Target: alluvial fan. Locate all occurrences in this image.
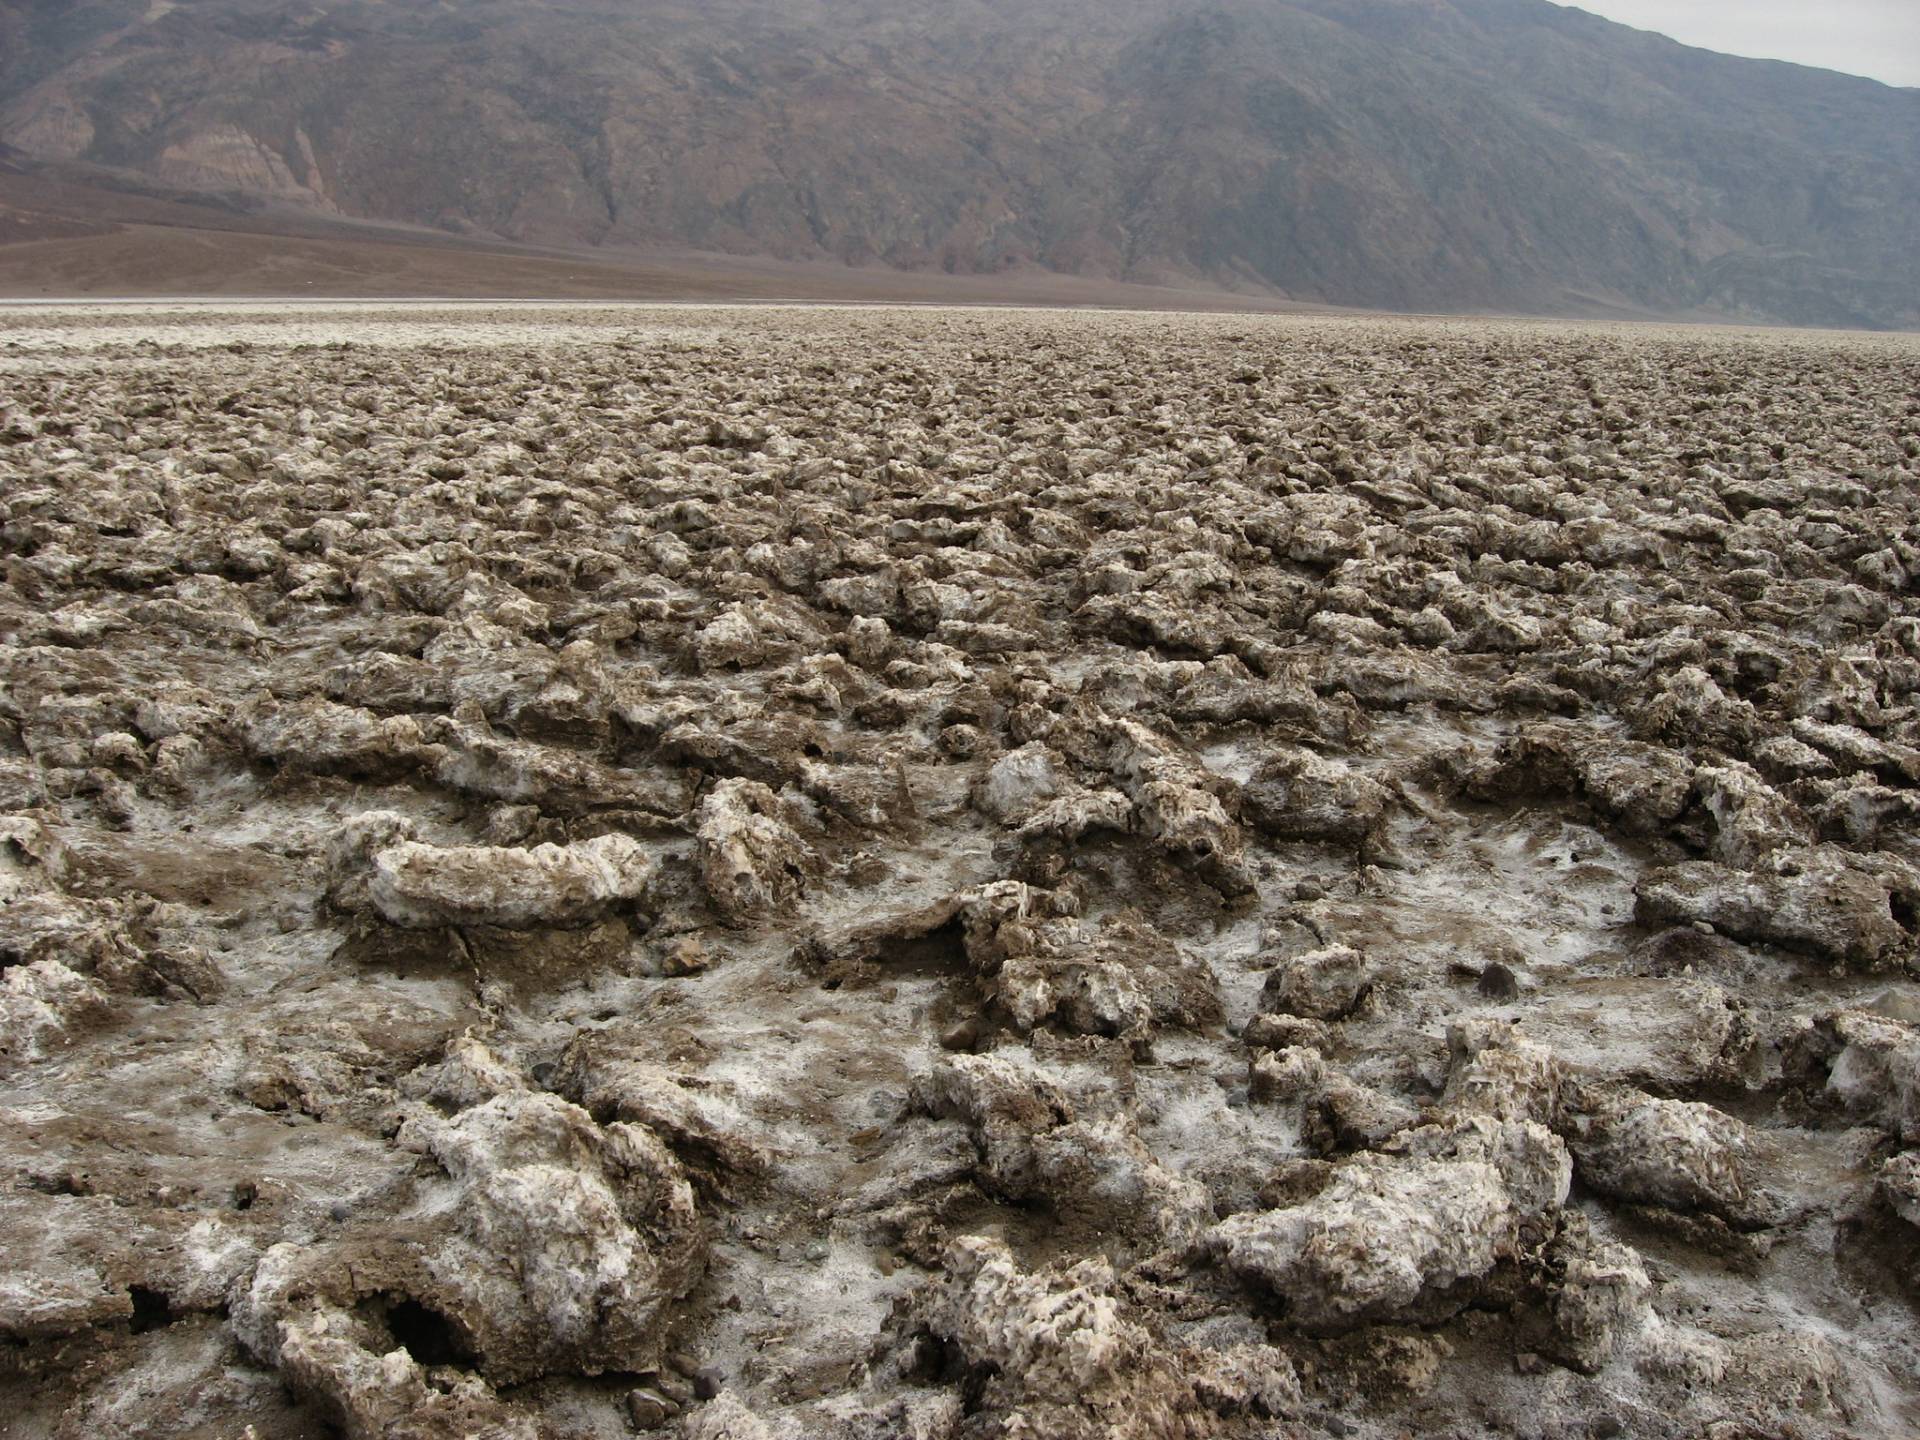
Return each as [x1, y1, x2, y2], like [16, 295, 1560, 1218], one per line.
[1, 302, 1918, 1439]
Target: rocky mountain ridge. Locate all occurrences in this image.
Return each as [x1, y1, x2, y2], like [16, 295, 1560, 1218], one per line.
[2, 0, 1916, 323]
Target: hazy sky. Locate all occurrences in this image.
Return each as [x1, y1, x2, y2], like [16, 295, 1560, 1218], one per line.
[1569, 1, 1920, 87]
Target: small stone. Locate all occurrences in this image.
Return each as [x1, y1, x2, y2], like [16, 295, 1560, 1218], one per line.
[940, 1015, 988, 1052]
[1476, 961, 1520, 1001]
[1260, 945, 1375, 1022]
[1292, 878, 1327, 902]
[1008, 701, 1056, 744]
[940, 723, 986, 757]
[652, 1370, 695, 1405]
[693, 1366, 725, 1400]
[662, 936, 713, 976]
[845, 615, 893, 667]
[626, 1388, 676, 1429]
[1243, 1012, 1333, 1052]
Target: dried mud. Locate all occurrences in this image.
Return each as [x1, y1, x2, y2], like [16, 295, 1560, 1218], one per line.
[2, 302, 1918, 1440]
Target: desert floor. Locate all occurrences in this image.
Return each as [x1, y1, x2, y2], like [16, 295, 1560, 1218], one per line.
[2, 303, 1918, 1439]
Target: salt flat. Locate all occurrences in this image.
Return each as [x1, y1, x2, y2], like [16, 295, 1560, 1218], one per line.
[2, 302, 1917, 1439]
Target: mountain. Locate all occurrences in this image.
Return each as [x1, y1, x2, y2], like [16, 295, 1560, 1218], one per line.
[2, 0, 1916, 326]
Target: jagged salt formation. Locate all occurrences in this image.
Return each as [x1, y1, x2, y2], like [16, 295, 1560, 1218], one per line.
[0, 303, 1915, 1440]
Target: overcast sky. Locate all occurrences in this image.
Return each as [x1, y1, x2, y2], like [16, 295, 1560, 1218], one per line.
[1568, 1, 1920, 87]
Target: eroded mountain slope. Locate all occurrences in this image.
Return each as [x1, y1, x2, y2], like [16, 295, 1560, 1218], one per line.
[2, 0, 1917, 325]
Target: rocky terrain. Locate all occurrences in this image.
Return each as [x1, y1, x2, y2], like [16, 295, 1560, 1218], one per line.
[3, 0, 1918, 327]
[1, 301, 1918, 1439]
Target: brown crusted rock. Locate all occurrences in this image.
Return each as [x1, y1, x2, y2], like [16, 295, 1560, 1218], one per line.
[1536, 1216, 1653, 1375]
[801, 880, 1070, 982]
[557, 1027, 770, 1180]
[1134, 778, 1255, 896]
[1168, 659, 1369, 744]
[1259, 944, 1375, 1022]
[1441, 1022, 1566, 1125]
[365, 835, 655, 930]
[1208, 1114, 1570, 1332]
[1790, 717, 1920, 784]
[1817, 777, 1920, 848]
[1878, 1152, 1920, 1228]
[500, 641, 615, 744]
[913, 1236, 1298, 1440]
[818, 569, 901, 620]
[1627, 664, 1759, 748]
[1695, 762, 1813, 868]
[1572, 740, 1698, 832]
[1795, 1009, 1920, 1142]
[844, 615, 893, 668]
[1241, 745, 1394, 852]
[1028, 1111, 1214, 1246]
[1455, 723, 1694, 834]
[695, 778, 817, 923]
[1513, 973, 1759, 1095]
[996, 947, 1149, 1039]
[1310, 1073, 1423, 1153]
[1453, 593, 1547, 654]
[402, 1090, 708, 1380]
[798, 756, 915, 830]
[23, 287, 1920, 1440]
[990, 912, 1222, 1039]
[402, 1032, 527, 1112]
[238, 695, 435, 780]
[1015, 785, 1134, 842]
[0, 1242, 133, 1342]
[1249, 1045, 1327, 1103]
[1077, 590, 1233, 655]
[1314, 646, 1489, 711]
[973, 742, 1065, 823]
[1310, 1325, 1455, 1401]
[912, 1051, 1074, 1196]
[1752, 733, 1841, 783]
[236, 1090, 706, 1401]
[1563, 1086, 1754, 1222]
[1634, 845, 1916, 968]
[432, 718, 691, 816]
[1243, 1012, 1334, 1054]
[0, 958, 110, 1064]
[1676, 1330, 1880, 1429]
[913, 1051, 1209, 1245]
[323, 651, 443, 714]
[660, 716, 827, 791]
[1269, 492, 1375, 568]
[131, 683, 224, 744]
[325, 810, 419, 914]
[1102, 719, 1255, 895]
[270, 1315, 538, 1440]
[1184, 1341, 1304, 1421]
[146, 733, 213, 795]
[692, 606, 770, 672]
